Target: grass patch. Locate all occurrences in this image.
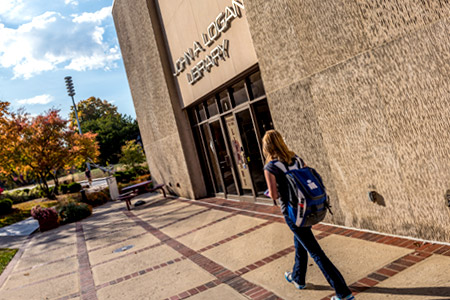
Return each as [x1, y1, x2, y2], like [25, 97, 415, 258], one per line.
[0, 199, 58, 228]
[0, 248, 18, 274]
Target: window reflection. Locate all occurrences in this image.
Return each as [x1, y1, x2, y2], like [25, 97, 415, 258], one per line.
[249, 72, 265, 99]
[206, 98, 218, 117]
[231, 80, 248, 106]
[219, 91, 231, 112]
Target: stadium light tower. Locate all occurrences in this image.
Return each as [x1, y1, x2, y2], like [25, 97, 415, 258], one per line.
[64, 76, 83, 135]
[64, 76, 90, 171]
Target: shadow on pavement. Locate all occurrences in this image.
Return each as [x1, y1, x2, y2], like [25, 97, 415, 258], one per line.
[347, 286, 450, 298]
[305, 285, 449, 298]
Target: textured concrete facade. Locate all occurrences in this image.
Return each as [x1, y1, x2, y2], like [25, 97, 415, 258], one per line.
[113, 0, 450, 242]
[245, 0, 450, 242]
[112, 0, 206, 199]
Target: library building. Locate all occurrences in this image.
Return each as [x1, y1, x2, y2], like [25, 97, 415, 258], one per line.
[113, 0, 450, 242]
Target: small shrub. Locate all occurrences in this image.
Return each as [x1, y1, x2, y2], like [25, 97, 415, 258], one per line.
[0, 199, 13, 215]
[133, 165, 150, 176]
[59, 202, 92, 224]
[83, 191, 110, 207]
[114, 171, 135, 183]
[68, 182, 82, 193]
[59, 184, 69, 194]
[2, 190, 29, 204]
[31, 189, 42, 199]
[31, 205, 59, 232]
[135, 174, 152, 183]
[31, 205, 58, 221]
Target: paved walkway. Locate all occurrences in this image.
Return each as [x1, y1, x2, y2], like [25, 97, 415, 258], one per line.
[0, 193, 449, 300]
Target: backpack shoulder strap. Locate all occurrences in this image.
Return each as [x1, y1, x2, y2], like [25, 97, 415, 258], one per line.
[294, 156, 305, 168]
[273, 160, 288, 173]
[274, 157, 303, 173]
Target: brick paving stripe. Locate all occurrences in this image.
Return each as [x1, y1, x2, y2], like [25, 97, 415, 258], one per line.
[76, 222, 98, 300]
[124, 210, 282, 300]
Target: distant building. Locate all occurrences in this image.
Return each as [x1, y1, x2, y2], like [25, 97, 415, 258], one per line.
[113, 0, 450, 243]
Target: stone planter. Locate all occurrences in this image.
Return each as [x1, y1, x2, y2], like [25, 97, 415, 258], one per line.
[37, 217, 59, 232]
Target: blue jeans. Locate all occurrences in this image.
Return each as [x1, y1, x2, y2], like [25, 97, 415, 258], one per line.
[285, 215, 352, 298]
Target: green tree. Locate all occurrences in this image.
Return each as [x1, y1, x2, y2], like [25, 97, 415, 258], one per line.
[69, 97, 140, 165]
[119, 140, 146, 171]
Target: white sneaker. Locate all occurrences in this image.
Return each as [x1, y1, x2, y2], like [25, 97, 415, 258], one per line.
[284, 271, 306, 289]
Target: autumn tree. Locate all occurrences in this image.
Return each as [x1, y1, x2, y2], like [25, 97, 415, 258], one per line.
[0, 102, 28, 187]
[69, 97, 140, 165]
[0, 107, 99, 199]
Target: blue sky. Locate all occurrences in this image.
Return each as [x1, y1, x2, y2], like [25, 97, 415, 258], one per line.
[0, 0, 136, 119]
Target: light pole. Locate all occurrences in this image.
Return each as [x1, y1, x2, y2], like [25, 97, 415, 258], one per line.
[64, 76, 90, 171]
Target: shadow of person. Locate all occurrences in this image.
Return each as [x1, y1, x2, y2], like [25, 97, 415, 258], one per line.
[350, 285, 450, 298]
[306, 284, 450, 298]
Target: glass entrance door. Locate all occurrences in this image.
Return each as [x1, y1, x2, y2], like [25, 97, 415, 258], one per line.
[209, 120, 238, 195]
[224, 114, 253, 195]
[234, 109, 267, 196]
[189, 70, 274, 201]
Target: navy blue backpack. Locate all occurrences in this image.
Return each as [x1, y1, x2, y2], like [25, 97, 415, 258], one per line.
[274, 157, 332, 227]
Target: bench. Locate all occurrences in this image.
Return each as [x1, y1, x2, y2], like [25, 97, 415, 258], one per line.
[118, 183, 166, 210]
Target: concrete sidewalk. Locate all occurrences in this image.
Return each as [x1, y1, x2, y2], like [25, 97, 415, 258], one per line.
[0, 193, 449, 300]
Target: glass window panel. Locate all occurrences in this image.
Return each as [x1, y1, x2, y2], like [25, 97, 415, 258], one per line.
[235, 109, 266, 196]
[231, 80, 248, 106]
[200, 124, 224, 193]
[206, 98, 218, 117]
[198, 104, 207, 122]
[249, 72, 265, 99]
[209, 121, 237, 195]
[219, 91, 231, 112]
[189, 108, 198, 124]
[253, 99, 274, 138]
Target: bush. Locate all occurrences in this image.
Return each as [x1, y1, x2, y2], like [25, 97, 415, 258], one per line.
[113, 171, 135, 183]
[0, 199, 13, 215]
[83, 191, 110, 207]
[59, 184, 69, 194]
[68, 182, 82, 193]
[59, 202, 92, 224]
[29, 187, 43, 199]
[133, 165, 150, 176]
[31, 205, 59, 232]
[2, 190, 29, 204]
[31, 205, 58, 220]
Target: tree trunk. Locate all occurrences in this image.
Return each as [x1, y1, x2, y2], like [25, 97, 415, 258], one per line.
[39, 175, 56, 200]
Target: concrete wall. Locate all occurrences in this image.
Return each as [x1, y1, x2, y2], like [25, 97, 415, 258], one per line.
[245, 0, 450, 242]
[112, 0, 206, 199]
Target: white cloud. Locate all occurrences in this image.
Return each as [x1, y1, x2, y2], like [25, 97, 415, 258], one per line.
[65, 0, 79, 6]
[72, 6, 111, 24]
[0, 7, 120, 79]
[17, 94, 54, 105]
[0, 0, 29, 22]
[65, 46, 120, 71]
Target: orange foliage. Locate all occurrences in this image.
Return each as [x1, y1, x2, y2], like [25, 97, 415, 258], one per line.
[0, 105, 100, 197]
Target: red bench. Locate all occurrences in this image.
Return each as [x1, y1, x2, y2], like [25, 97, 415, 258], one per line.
[118, 182, 166, 210]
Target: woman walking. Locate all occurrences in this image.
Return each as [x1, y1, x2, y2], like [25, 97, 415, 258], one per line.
[263, 129, 354, 300]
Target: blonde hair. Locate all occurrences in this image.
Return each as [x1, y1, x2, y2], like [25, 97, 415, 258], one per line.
[262, 130, 295, 164]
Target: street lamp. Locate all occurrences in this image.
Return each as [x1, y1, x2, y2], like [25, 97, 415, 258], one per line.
[64, 76, 90, 171]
